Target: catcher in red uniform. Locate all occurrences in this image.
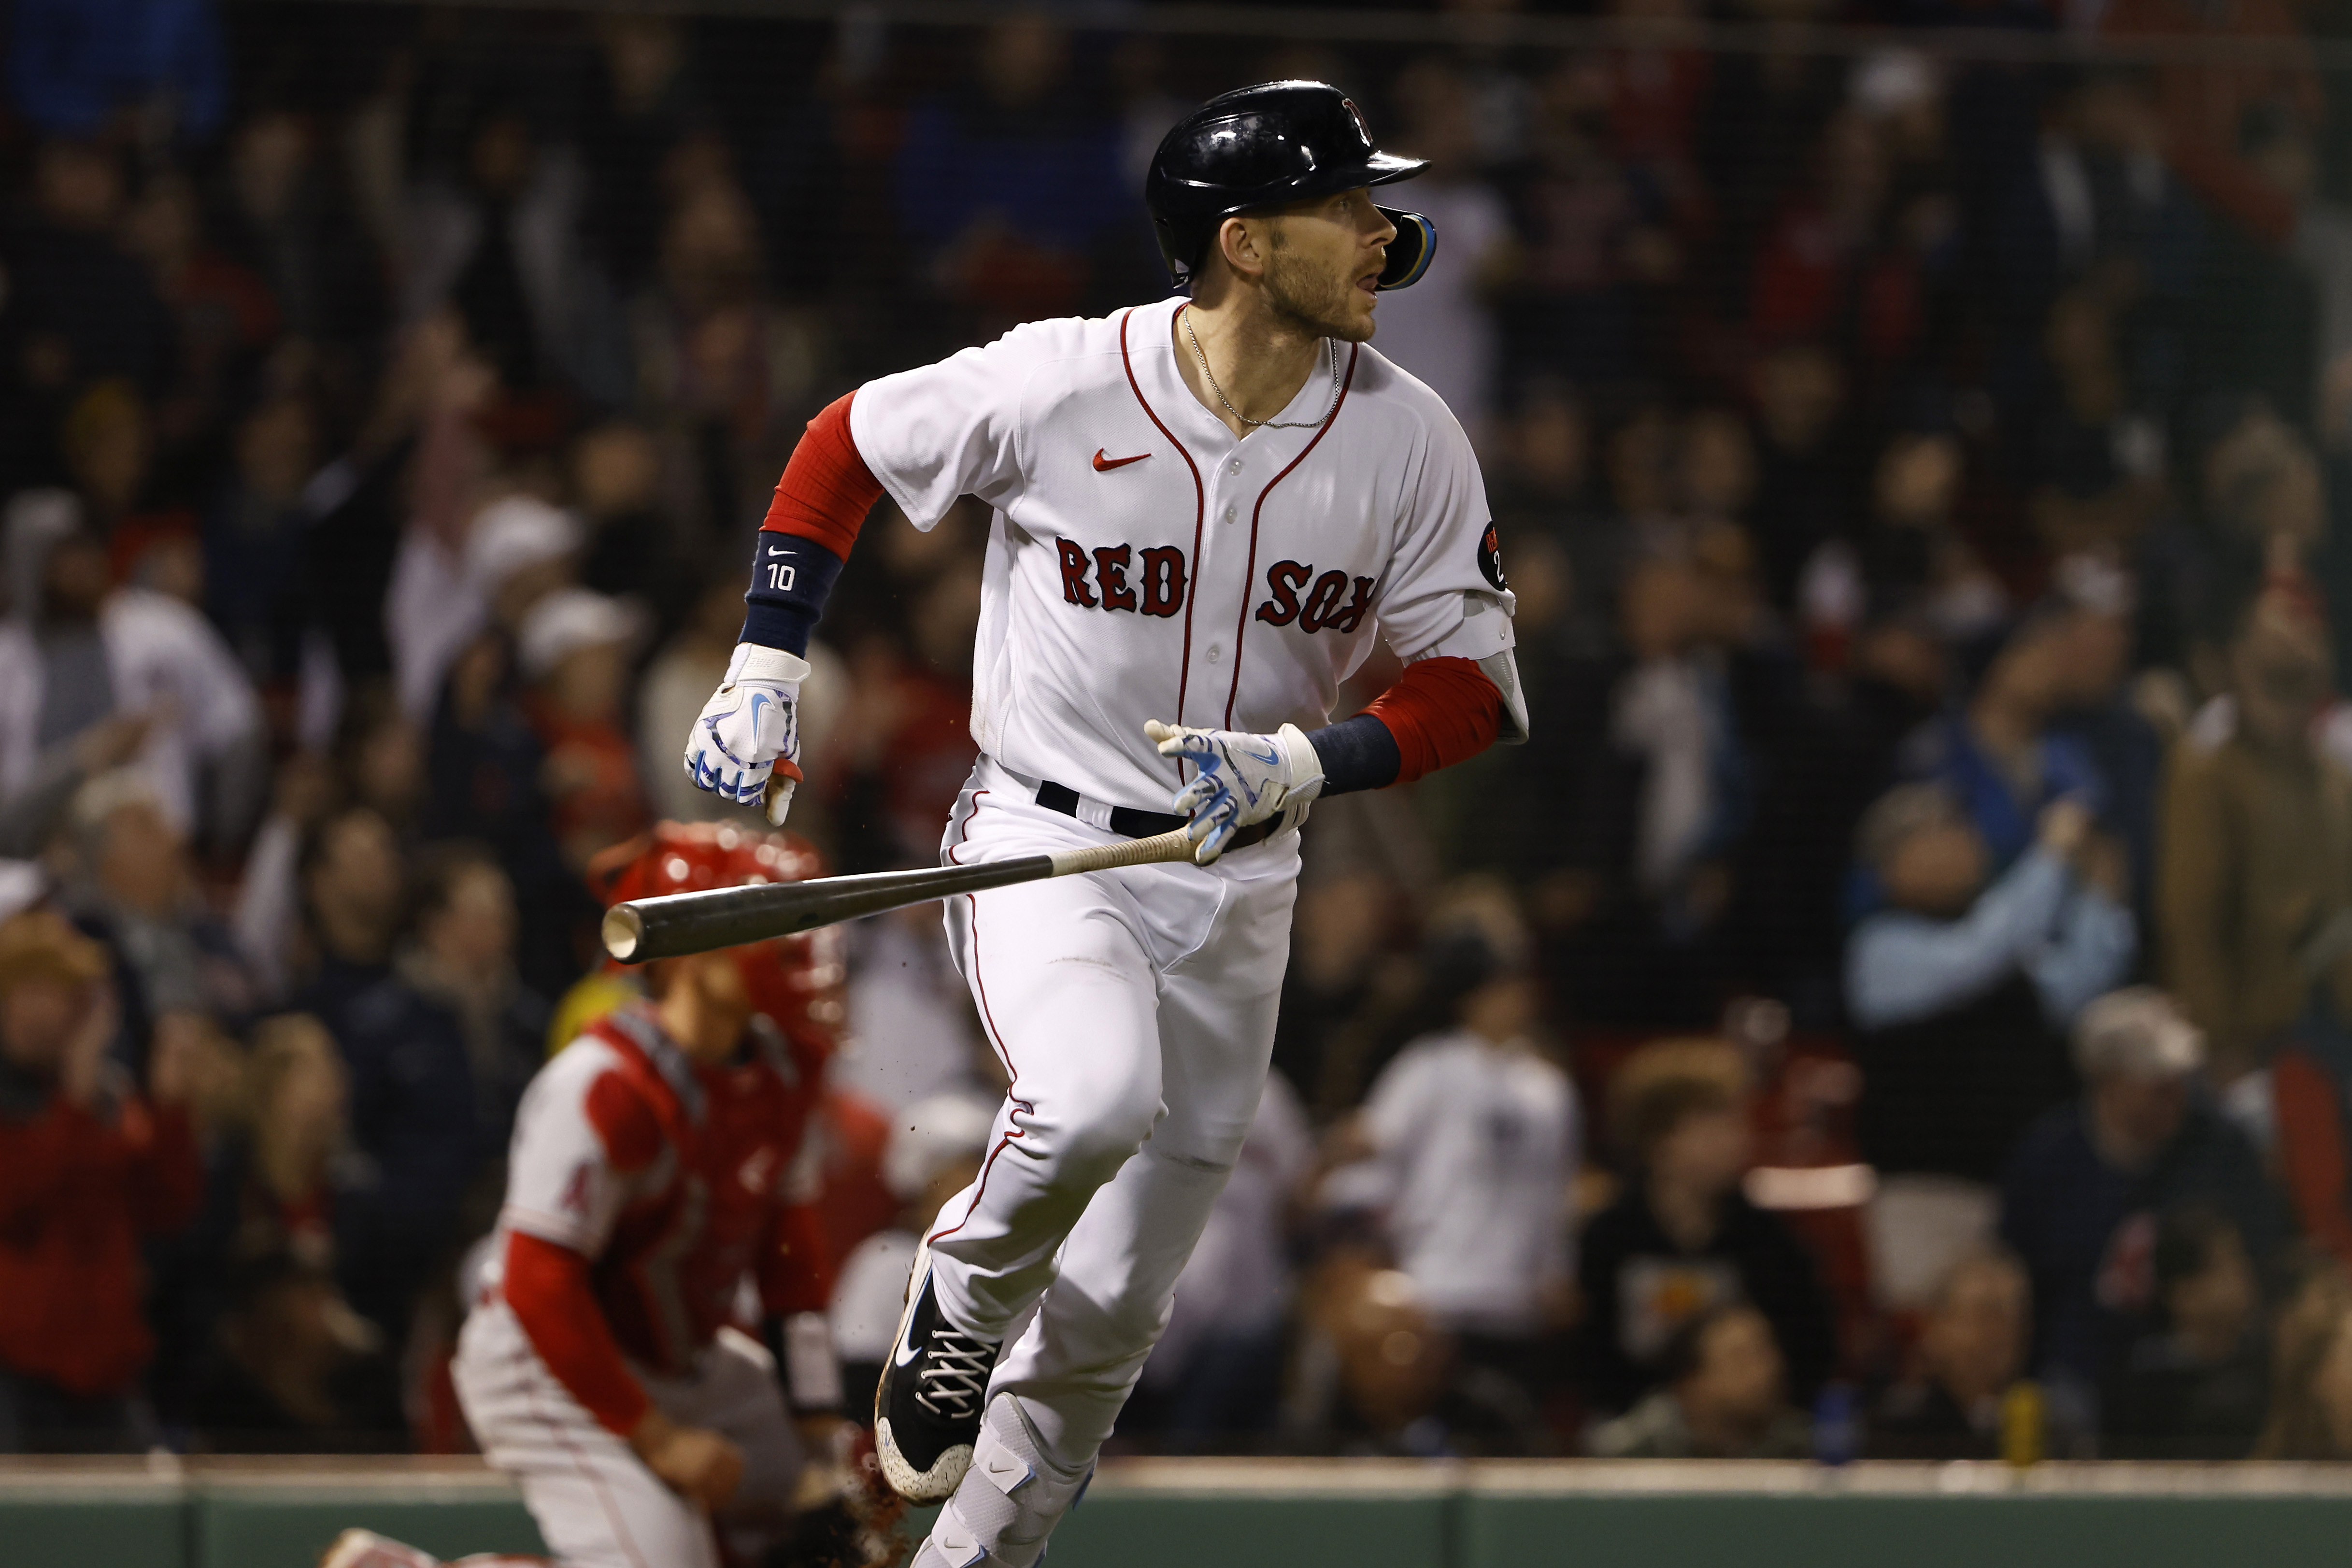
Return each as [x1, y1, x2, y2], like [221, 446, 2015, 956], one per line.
[325, 824, 851, 1568]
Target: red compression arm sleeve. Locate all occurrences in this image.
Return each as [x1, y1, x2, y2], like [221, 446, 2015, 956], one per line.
[1361, 656, 1504, 784]
[502, 1231, 651, 1437]
[760, 392, 885, 557]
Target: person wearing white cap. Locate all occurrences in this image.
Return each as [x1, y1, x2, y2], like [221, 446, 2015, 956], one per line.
[386, 494, 584, 720]
[1996, 987, 2285, 1414]
[516, 587, 648, 871]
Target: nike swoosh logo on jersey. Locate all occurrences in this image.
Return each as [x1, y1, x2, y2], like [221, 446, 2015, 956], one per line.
[765, 543, 794, 557]
[1092, 449, 1150, 471]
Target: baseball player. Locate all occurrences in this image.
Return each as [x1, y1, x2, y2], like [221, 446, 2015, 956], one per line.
[321, 823, 847, 1568]
[684, 80, 1525, 1568]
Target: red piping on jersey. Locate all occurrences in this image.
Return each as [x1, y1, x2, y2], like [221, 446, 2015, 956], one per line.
[1121, 306, 1206, 772]
[1224, 342, 1359, 729]
[932, 790, 1030, 1247]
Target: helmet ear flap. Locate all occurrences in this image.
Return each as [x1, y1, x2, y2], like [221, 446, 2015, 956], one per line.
[1375, 208, 1437, 290]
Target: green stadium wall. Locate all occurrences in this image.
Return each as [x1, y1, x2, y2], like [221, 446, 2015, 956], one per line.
[7, 1459, 2352, 1568]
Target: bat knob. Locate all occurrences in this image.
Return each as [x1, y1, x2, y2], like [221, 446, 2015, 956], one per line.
[602, 905, 648, 963]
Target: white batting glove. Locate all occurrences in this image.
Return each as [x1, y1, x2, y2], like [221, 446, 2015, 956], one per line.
[1145, 719, 1324, 865]
[684, 642, 811, 825]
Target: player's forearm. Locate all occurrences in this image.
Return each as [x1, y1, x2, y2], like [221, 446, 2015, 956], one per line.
[741, 391, 883, 654]
[1310, 656, 1505, 794]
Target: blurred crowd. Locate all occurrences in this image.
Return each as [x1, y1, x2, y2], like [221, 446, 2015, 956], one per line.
[15, 0, 2352, 1468]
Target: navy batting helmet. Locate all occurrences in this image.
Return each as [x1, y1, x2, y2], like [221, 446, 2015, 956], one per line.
[1144, 80, 1436, 292]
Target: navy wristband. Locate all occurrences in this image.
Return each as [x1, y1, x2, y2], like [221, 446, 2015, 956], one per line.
[1307, 713, 1401, 796]
[740, 532, 846, 655]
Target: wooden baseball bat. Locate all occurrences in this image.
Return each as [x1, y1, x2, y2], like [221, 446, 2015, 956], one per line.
[602, 827, 1199, 963]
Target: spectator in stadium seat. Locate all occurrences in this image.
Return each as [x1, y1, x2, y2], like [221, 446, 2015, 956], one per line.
[1747, 342, 1860, 612]
[891, 13, 1128, 328]
[1576, 1039, 1836, 1414]
[1900, 604, 2109, 878]
[212, 110, 387, 352]
[0, 909, 202, 1451]
[291, 806, 406, 1042]
[2168, 586, 2352, 1118]
[149, 1012, 350, 1430]
[201, 394, 320, 692]
[333, 845, 537, 1346]
[64, 768, 263, 1029]
[421, 625, 586, 1003]
[1368, 58, 1516, 447]
[2104, 1205, 2268, 1457]
[1869, 1249, 2030, 1459]
[188, 1244, 403, 1453]
[517, 587, 650, 875]
[2253, 1263, 2352, 1458]
[569, 421, 698, 647]
[1845, 785, 2133, 1305]
[1586, 1302, 1811, 1458]
[0, 141, 177, 439]
[0, 496, 266, 858]
[1323, 899, 1580, 1401]
[1999, 989, 2285, 1411]
[400, 104, 628, 404]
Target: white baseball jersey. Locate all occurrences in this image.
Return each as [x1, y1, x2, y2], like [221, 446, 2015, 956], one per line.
[848, 293, 1517, 805]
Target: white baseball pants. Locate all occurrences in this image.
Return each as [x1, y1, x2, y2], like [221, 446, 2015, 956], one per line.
[453, 1302, 805, 1568]
[929, 757, 1298, 1468]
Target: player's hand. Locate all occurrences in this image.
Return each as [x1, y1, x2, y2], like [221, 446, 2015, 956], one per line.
[1145, 719, 1324, 865]
[631, 1410, 744, 1511]
[684, 642, 810, 826]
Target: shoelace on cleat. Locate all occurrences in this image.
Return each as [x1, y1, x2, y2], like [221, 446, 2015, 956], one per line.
[912, 1326, 998, 1420]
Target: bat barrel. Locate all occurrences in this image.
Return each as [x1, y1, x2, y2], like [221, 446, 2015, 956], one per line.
[603, 854, 1058, 963]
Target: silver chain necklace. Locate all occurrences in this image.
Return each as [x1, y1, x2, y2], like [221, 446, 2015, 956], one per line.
[1183, 309, 1340, 431]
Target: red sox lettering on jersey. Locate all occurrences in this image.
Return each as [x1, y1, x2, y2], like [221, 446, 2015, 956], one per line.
[846, 294, 1518, 810]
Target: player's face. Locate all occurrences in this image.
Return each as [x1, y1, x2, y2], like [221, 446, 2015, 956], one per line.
[1261, 188, 1397, 344]
[655, 948, 756, 1065]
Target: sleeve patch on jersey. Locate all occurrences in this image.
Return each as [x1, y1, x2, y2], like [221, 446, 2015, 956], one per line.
[1478, 522, 1509, 592]
[584, 1070, 664, 1173]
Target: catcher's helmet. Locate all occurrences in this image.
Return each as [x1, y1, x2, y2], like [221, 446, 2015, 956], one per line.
[1144, 80, 1435, 292]
[585, 821, 845, 1061]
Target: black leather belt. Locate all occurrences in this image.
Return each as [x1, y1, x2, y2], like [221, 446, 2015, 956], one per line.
[1034, 780, 1273, 851]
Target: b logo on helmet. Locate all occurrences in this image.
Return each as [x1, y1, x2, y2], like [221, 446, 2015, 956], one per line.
[1340, 98, 1371, 146]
